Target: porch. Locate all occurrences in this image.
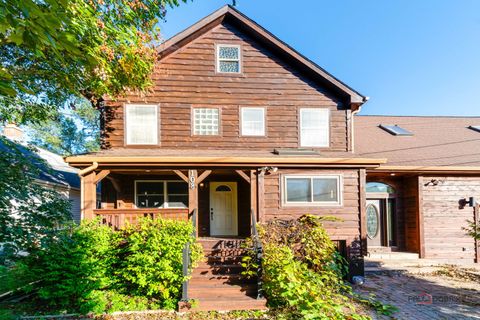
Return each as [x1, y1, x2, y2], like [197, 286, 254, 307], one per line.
[82, 168, 262, 236]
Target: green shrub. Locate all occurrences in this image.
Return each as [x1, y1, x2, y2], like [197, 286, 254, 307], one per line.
[112, 218, 202, 309]
[13, 217, 202, 314]
[244, 215, 369, 320]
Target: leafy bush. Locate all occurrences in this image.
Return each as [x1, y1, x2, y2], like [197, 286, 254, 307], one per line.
[13, 217, 202, 314]
[244, 215, 368, 320]
[112, 218, 203, 309]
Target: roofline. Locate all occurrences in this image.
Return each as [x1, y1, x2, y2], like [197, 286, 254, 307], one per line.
[373, 165, 480, 174]
[158, 5, 366, 105]
[65, 155, 386, 167]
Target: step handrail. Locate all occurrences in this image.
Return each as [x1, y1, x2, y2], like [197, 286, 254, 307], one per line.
[181, 208, 197, 302]
[250, 208, 263, 299]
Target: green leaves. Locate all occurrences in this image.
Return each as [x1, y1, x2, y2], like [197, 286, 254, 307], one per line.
[248, 216, 370, 320]
[0, 0, 186, 124]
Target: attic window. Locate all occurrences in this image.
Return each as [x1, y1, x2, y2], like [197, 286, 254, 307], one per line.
[468, 125, 480, 133]
[216, 44, 241, 73]
[379, 124, 413, 136]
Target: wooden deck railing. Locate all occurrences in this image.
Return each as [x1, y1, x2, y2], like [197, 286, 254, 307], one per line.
[94, 208, 189, 230]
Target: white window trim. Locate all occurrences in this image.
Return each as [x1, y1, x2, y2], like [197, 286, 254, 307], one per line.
[125, 104, 159, 145]
[134, 180, 188, 209]
[240, 107, 266, 136]
[282, 175, 343, 207]
[191, 107, 221, 136]
[216, 44, 241, 73]
[299, 108, 330, 148]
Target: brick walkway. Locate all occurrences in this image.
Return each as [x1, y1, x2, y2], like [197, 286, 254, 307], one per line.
[354, 270, 480, 320]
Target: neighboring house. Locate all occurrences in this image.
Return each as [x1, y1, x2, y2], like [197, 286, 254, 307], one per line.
[64, 5, 480, 307]
[1, 124, 82, 222]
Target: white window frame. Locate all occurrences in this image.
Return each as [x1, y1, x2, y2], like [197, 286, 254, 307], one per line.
[282, 175, 343, 207]
[299, 108, 330, 147]
[125, 104, 158, 145]
[240, 107, 266, 136]
[192, 107, 220, 136]
[134, 180, 188, 209]
[216, 44, 241, 74]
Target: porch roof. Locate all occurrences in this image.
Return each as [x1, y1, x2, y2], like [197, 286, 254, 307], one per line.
[65, 148, 386, 168]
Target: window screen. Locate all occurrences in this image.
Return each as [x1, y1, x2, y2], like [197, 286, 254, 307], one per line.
[126, 104, 158, 145]
[300, 108, 329, 147]
[241, 107, 265, 136]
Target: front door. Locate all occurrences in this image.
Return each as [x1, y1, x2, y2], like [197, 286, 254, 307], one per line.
[210, 182, 238, 236]
[366, 199, 383, 246]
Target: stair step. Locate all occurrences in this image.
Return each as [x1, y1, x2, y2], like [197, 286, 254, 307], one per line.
[204, 255, 245, 264]
[189, 276, 256, 286]
[188, 283, 257, 296]
[198, 238, 246, 251]
[192, 265, 243, 276]
[182, 297, 267, 312]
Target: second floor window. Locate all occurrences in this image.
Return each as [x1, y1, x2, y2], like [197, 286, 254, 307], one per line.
[217, 44, 241, 73]
[241, 107, 265, 136]
[125, 104, 158, 145]
[299, 108, 329, 147]
[193, 108, 219, 135]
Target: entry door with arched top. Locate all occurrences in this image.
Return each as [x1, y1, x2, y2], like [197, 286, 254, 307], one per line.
[210, 182, 238, 236]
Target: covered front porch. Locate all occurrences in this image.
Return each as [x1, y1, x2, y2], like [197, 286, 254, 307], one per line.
[81, 167, 260, 237]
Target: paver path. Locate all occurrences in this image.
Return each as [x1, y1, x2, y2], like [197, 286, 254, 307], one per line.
[354, 270, 480, 320]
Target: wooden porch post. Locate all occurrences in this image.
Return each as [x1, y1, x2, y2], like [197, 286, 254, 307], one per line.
[250, 170, 257, 217]
[257, 169, 265, 223]
[81, 171, 97, 220]
[358, 169, 367, 256]
[188, 170, 198, 236]
[417, 176, 425, 258]
[474, 202, 480, 263]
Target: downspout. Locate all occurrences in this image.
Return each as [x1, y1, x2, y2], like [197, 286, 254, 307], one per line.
[78, 162, 99, 177]
[350, 96, 369, 153]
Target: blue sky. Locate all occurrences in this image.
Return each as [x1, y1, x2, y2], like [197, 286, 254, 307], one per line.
[160, 0, 480, 116]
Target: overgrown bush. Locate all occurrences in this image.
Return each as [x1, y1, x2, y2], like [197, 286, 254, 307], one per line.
[13, 217, 202, 314]
[112, 218, 203, 309]
[244, 215, 368, 320]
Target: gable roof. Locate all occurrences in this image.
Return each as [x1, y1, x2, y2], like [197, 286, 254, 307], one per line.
[355, 115, 480, 171]
[0, 137, 80, 189]
[158, 5, 366, 108]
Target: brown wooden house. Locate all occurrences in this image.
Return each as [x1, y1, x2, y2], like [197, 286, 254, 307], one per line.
[66, 5, 479, 311]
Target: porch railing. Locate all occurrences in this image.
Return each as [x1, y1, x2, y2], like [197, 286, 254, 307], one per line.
[94, 208, 189, 230]
[251, 208, 263, 299]
[181, 208, 197, 302]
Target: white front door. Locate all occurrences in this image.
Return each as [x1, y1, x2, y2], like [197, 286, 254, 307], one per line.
[210, 182, 238, 236]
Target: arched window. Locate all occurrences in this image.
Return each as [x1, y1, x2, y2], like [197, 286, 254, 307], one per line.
[215, 185, 232, 192]
[366, 182, 395, 194]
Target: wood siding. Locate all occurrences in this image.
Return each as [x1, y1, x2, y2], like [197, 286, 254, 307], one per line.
[102, 22, 350, 151]
[420, 176, 478, 261]
[263, 169, 362, 260]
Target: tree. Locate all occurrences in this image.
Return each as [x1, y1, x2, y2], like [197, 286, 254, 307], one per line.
[0, 0, 186, 124]
[0, 136, 71, 260]
[28, 98, 100, 155]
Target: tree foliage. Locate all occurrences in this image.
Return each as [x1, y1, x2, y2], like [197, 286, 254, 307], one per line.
[27, 98, 101, 155]
[0, 136, 71, 259]
[0, 0, 185, 124]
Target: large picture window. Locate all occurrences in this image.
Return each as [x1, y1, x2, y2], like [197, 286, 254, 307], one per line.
[125, 104, 158, 145]
[283, 175, 341, 206]
[135, 181, 188, 208]
[241, 107, 265, 136]
[299, 108, 329, 147]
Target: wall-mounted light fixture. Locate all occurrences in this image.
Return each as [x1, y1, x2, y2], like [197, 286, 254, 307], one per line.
[259, 166, 278, 175]
[424, 179, 443, 186]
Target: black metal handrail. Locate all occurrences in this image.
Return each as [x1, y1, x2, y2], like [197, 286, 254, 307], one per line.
[181, 208, 197, 302]
[251, 208, 263, 299]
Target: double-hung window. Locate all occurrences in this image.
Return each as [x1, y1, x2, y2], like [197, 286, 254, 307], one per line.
[299, 108, 329, 147]
[283, 175, 342, 206]
[135, 181, 188, 208]
[125, 104, 158, 145]
[193, 108, 220, 135]
[216, 44, 241, 73]
[241, 107, 265, 136]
